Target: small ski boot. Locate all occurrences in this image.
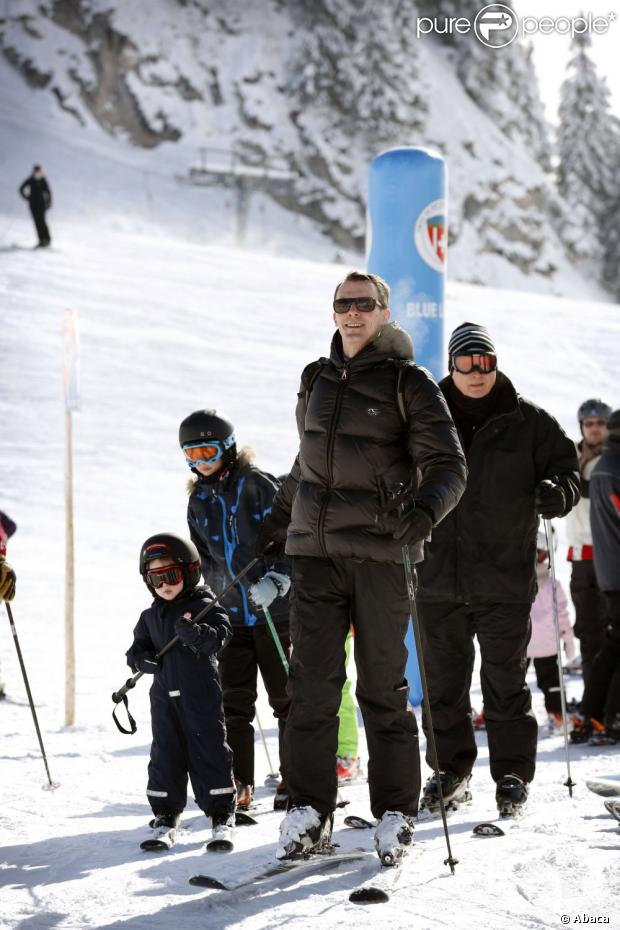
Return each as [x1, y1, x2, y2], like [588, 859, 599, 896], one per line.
[496, 774, 528, 817]
[273, 780, 289, 811]
[141, 812, 181, 851]
[374, 810, 414, 866]
[235, 780, 254, 811]
[419, 771, 472, 816]
[206, 812, 235, 852]
[337, 755, 361, 785]
[569, 714, 604, 744]
[276, 805, 334, 860]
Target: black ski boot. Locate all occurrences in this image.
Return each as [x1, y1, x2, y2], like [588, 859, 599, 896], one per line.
[496, 774, 528, 817]
[273, 780, 289, 811]
[206, 812, 235, 852]
[141, 812, 181, 851]
[276, 805, 334, 860]
[419, 771, 472, 815]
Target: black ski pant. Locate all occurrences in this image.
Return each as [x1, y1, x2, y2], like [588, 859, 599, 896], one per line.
[581, 591, 620, 726]
[527, 655, 562, 714]
[418, 600, 538, 784]
[30, 205, 50, 245]
[570, 560, 608, 690]
[285, 556, 420, 819]
[147, 686, 234, 819]
[219, 620, 290, 786]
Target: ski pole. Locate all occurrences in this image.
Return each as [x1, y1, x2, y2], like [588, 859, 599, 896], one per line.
[403, 545, 458, 874]
[5, 603, 58, 790]
[263, 606, 289, 674]
[255, 707, 280, 784]
[111, 556, 260, 733]
[544, 519, 576, 797]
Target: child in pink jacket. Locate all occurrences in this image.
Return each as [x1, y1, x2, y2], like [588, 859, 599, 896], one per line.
[528, 530, 575, 730]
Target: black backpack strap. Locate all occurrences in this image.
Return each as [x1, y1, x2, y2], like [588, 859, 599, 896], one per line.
[300, 357, 329, 405]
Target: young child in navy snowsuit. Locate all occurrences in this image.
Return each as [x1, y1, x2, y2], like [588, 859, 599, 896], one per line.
[179, 410, 291, 812]
[126, 532, 236, 851]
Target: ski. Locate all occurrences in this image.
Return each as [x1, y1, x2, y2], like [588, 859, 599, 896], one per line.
[189, 849, 369, 890]
[344, 814, 375, 830]
[205, 837, 233, 853]
[141, 828, 177, 851]
[349, 862, 402, 904]
[586, 774, 620, 797]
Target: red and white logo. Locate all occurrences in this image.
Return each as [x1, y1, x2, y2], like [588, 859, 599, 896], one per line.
[414, 199, 446, 272]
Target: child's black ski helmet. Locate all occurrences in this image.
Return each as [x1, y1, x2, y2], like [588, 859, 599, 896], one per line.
[139, 532, 201, 596]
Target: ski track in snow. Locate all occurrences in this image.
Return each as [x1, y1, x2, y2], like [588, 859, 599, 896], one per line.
[1, 227, 619, 929]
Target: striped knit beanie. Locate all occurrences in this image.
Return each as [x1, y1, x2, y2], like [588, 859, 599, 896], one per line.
[448, 322, 496, 370]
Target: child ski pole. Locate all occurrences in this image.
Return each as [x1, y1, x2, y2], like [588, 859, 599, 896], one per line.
[111, 556, 260, 733]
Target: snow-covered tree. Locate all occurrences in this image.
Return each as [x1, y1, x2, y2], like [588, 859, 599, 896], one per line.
[556, 30, 620, 264]
[283, 0, 427, 248]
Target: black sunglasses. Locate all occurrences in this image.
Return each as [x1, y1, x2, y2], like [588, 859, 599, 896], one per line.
[146, 565, 184, 588]
[333, 297, 380, 314]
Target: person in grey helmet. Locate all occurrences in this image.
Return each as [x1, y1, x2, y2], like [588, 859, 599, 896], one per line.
[564, 399, 611, 698]
[416, 322, 580, 817]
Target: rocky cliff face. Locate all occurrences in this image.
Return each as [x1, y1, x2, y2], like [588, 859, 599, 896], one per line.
[0, 0, 587, 291]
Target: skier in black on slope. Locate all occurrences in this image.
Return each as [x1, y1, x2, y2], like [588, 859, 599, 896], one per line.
[571, 409, 620, 746]
[416, 323, 580, 817]
[255, 271, 467, 862]
[564, 399, 612, 700]
[19, 165, 52, 247]
[180, 410, 291, 812]
[126, 532, 236, 852]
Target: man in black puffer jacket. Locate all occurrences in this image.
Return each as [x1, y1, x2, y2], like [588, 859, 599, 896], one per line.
[416, 322, 580, 817]
[256, 271, 467, 860]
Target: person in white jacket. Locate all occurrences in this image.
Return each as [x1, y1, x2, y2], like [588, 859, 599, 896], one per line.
[565, 398, 611, 696]
[529, 529, 575, 732]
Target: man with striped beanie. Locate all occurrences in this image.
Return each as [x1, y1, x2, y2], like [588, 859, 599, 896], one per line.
[416, 321, 580, 817]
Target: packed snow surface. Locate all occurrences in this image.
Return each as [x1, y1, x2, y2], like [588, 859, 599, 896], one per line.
[1, 225, 619, 929]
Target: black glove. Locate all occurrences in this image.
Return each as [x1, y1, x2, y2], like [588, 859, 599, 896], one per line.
[374, 491, 434, 544]
[174, 616, 202, 646]
[0, 557, 16, 601]
[255, 514, 288, 559]
[535, 480, 566, 519]
[134, 653, 160, 675]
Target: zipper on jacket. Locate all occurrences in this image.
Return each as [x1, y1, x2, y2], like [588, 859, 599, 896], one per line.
[317, 365, 348, 555]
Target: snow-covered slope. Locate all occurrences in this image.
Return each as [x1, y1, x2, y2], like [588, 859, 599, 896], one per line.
[0, 0, 611, 297]
[1, 227, 619, 929]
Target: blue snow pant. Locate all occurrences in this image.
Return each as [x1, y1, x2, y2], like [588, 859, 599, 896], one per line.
[146, 684, 235, 819]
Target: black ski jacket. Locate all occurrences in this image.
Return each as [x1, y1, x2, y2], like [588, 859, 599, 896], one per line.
[19, 175, 51, 211]
[590, 436, 620, 592]
[417, 373, 580, 604]
[271, 323, 467, 564]
[126, 585, 232, 698]
[187, 451, 291, 627]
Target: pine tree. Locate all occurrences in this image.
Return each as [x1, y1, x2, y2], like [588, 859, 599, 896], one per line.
[556, 31, 619, 265]
[283, 0, 427, 249]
